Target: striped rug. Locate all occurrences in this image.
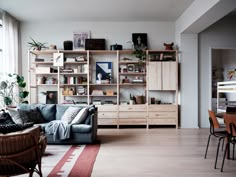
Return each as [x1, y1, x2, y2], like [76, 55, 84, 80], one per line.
[25, 144, 100, 177]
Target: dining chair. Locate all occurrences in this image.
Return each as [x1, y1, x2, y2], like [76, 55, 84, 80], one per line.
[204, 110, 228, 169]
[220, 114, 236, 172]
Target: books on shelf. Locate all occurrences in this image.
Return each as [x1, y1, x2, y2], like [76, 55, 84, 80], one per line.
[91, 90, 104, 96]
[103, 100, 114, 105]
[35, 58, 45, 62]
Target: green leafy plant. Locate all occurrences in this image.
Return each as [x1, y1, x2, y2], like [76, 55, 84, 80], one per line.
[133, 45, 146, 61]
[0, 73, 29, 106]
[28, 37, 47, 50]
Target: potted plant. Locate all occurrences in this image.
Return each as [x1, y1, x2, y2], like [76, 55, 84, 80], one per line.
[0, 73, 29, 106]
[129, 93, 135, 105]
[28, 37, 47, 50]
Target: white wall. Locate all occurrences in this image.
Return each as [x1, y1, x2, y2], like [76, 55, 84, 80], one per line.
[20, 21, 174, 78]
[179, 33, 199, 128]
[199, 15, 236, 127]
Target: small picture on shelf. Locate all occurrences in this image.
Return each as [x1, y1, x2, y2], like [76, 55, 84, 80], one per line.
[127, 64, 135, 72]
[53, 53, 64, 66]
[96, 62, 112, 84]
[46, 91, 58, 104]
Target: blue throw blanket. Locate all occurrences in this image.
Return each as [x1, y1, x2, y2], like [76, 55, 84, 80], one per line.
[45, 120, 71, 141]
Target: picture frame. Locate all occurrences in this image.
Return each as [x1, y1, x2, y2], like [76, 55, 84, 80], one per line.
[73, 31, 90, 50]
[46, 91, 58, 104]
[127, 64, 135, 72]
[96, 62, 112, 84]
[132, 33, 148, 49]
[226, 68, 236, 80]
[53, 53, 64, 66]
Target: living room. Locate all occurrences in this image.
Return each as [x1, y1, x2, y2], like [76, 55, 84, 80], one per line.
[1, 0, 236, 176]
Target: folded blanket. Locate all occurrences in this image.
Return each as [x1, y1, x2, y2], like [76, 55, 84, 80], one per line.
[45, 120, 71, 141]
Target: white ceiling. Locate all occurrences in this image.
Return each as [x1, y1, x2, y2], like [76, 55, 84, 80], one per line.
[0, 0, 194, 22]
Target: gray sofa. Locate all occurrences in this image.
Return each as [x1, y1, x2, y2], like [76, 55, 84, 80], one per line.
[17, 104, 98, 144]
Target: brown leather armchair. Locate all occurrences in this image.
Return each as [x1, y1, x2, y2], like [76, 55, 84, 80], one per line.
[0, 126, 47, 177]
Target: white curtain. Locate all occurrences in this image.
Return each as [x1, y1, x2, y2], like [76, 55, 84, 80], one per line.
[1, 11, 19, 74]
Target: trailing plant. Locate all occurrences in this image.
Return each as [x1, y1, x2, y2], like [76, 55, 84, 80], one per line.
[28, 37, 47, 50]
[0, 73, 29, 106]
[133, 44, 146, 61]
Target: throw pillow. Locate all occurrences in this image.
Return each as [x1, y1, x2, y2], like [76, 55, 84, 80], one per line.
[71, 107, 88, 124]
[0, 110, 15, 125]
[8, 108, 44, 125]
[8, 108, 23, 124]
[61, 107, 82, 124]
[18, 108, 44, 124]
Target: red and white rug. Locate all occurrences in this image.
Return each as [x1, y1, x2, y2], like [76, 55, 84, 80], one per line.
[18, 144, 100, 177]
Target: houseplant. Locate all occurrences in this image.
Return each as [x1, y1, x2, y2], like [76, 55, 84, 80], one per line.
[28, 37, 47, 50]
[0, 73, 29, 106]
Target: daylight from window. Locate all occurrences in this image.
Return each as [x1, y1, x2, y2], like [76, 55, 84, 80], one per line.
[0, 19, 2, 63]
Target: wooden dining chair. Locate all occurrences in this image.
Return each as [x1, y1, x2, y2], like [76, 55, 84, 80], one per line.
[220, 114, 236, 172]
[204, 110, 228, 169]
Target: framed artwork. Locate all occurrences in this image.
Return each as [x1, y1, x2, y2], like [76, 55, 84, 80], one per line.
[46, 91, 58, 104]
[53, 53, 64, 66]
[127, 64, 135, 72]
[132, 33, 147, 49]
[96, 62, 112, 84]
[226, 68, 236, 80]
[73, 31, 90, 50]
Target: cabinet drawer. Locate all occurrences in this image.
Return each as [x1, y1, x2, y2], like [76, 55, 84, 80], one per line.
[96, 105, 118, 111]
[98, 112, 117, 119]
[119, 112, 147, 119]
[148, 105, 177, 112]
[119, 118, 146, 125]
[148, 118, 176, 125]
[119, 105, 147, 112]
[98, 118, 117, 125]
[149, 112, 176, 119]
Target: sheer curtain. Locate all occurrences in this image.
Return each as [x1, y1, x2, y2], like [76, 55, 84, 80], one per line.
[1, 10, 19, 74]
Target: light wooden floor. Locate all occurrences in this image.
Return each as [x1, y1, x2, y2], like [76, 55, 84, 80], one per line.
[92, 128, 236, 177]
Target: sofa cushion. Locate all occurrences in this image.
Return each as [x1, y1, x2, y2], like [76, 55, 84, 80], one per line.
[61, 107, 81, 124]
[71, 124, 92, 133]
[8, 108, 24, 124]
[56, 104, 83, 120]
[8, 108, 44, 124]
[18, 104, 56, 122]
[71, 107, 88, 124]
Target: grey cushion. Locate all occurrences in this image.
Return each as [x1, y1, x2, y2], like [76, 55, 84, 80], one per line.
[61, 107, 81, 123]
[71, 107, 88, 124]
[8, 109, 23, 124]
[18, 104, 56, 122]
[56, 104, 83, 120]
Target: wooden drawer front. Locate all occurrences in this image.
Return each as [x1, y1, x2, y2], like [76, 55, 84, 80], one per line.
[149, 112, 176, 119]
[119, 112, 147, 119]
[148, 118, 176, 125]
[98, 112, 117, 119]
[96, 105, 118, 111]
[148, 105, 177, 112]
[98, 118, 117, 125]
[119, 105, 147, 112]
[119, 118, 146, 125]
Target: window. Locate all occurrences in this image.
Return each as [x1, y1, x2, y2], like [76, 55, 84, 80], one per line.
[0, 18, 2, 63]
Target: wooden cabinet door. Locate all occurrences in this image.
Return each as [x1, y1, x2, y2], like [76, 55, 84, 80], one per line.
[162, 62, 176, 90]
[148, 62, 162, 90]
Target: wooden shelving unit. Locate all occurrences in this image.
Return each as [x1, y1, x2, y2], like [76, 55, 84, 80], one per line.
[28, 49, 179, 128]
